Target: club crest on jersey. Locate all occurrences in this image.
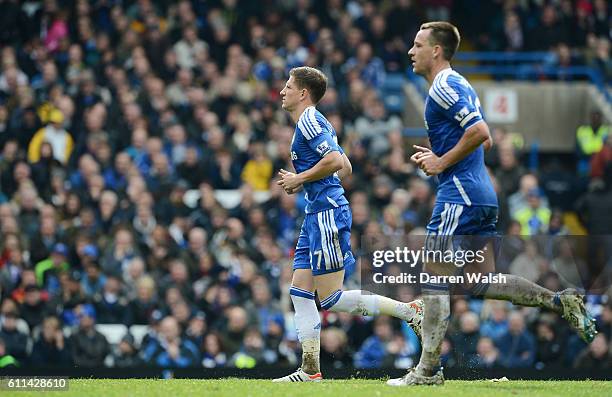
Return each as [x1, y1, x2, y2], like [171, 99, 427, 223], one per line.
[316, 141, 331, 156]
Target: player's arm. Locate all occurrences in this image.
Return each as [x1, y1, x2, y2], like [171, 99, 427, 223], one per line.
[414, 121, 490, 175]
[480, 122, 493, 151]
[337, 153, 352, 180]
[440, 120, 491, 167]
[279, 150, 343, 191]
[280, 150, 350, 193]
[299, 150, 344, 182]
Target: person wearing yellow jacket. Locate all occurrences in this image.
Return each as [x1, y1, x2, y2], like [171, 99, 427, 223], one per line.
[241, 142, 273, 191]
[28, 108, 74, 165]
[576, 111, 610, 175]
[513, 188, 551, 235]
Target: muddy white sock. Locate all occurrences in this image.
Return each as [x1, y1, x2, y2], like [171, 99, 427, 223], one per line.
[290, 286, 321, 374]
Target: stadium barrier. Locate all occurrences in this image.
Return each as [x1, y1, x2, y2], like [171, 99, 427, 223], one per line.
[1, 366, 610, 380]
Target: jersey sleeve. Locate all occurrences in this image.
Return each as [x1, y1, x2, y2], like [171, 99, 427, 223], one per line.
[431, 74, 484, 131]
[297, 109, 341, 158]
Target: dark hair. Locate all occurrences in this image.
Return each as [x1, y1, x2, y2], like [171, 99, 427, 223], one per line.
[420, 21, 461, 61]
[289, 66, 328, 104]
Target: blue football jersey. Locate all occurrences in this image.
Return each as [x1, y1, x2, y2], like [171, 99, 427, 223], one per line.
[291, 106, 349, 214]
[424, 68, 498, 207]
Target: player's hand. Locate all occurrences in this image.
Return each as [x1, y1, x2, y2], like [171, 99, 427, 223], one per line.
[411, 145, 445, 176]
[416, 152, 445, 176]
[410, 145, 432, 163]
[278, 169, 303, 193]
[285, 185, 303, 194]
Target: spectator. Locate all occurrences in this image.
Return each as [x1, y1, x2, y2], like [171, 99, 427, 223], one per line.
[353, 98, 402, 157]
[576, 163, 612, 234]
[112, 333, 143, 368]
[321, 327, 352, 369]
[527, 5, 569, 51]
[480, 301, 510, 342]
[534, 320, 563, 369]
[495, 142, 525, 198]
[440, 338, 456, 369]
[230, 327, 276, 368]
[30, 316, 72, 366]
[202, 332, 227, 368]
[160, 260, 194, 303]
[496, 311, 536, 368]
[0, 311, 29, 361]
[142, 316, 199, 367]
[451, 311, 480, 367]
[509, 240, 547, 283]
[127, 276, 159, 325]
[19, 285, 51, 331]
[550, 239, 585, 289]
[209, 149, 243, 189]
[576, 111, 610, 176]
[101, 227, 140, 276]
[471, 337, 500, 368]
[502, 11, 524, 52]
[28, 215, 60, 265]
[81, 262, 106, 298]
[221, 306, 250, 356]
[31, 142, 64, 200]
[354, 316, 395, 369]
[28, 109, 74, 166]
[588, 37, 612, 83]
[69, 304, 110, 367]
[180, 227, 208, 278]
[513, 188, 551, 235]
[590, 134, 612, 180]
[573, 333, 612, 369]
[599, 302, 612, 340]
[241, 142, 273, 191]
[247, 276, 284, 341]
[173, 25, 208, 70]
[35, 242, 70, 295]
[92, 276, 129, 324]
[0, 336, 19, 368]
[508, 174, 550, 216]
[185, 311, 207, 347]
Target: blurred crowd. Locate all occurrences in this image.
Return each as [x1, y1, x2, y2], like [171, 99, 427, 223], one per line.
[0, 0, 611, 371]
[454, 0, 612, 82]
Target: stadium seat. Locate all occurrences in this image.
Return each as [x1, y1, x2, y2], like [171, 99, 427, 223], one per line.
[129, 325, 150, 347]
[95, 324, 128, 345]
[183, 189, 272, 209]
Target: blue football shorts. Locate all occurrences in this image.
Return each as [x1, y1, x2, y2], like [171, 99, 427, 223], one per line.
[425, 202, 499, 254]
[293, 205, 356, 276]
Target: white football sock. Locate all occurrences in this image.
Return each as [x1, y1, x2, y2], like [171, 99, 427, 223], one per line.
[290, 286, 321, 374]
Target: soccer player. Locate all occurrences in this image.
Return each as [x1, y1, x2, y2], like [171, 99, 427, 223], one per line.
[273, 66, 424, 382]
[387, 22, 597, 386]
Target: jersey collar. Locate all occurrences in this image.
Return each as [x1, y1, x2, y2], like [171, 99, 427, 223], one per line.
[298, 105, 316, 123]
[433, 67, 453, 83]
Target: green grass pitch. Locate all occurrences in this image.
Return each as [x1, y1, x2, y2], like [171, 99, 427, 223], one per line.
[2, 379, 611, 397]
